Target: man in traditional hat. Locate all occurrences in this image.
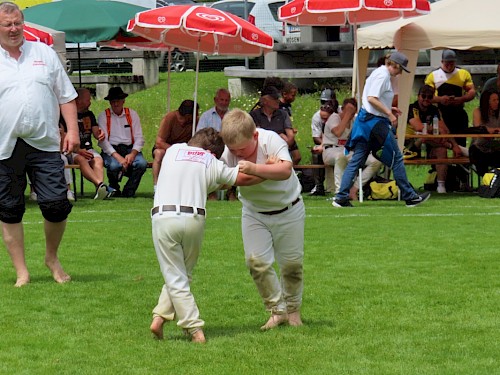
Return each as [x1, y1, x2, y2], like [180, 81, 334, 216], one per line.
[97, 87, 147, 198]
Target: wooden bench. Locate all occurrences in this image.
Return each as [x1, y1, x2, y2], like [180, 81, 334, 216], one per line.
[67, 162, 154, 198]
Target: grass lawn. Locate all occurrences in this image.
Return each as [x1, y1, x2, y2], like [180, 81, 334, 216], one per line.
[1, 168, 499, 374]
[0, 72, 498, 374]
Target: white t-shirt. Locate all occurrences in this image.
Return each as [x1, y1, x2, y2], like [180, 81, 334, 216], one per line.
[222, 128, 301, 212]
[311, 110, 323, 138]
[323, 113, 350, 147]
[154, 143, 238, 212]
[0, 41, 77, 159]
[362, 65, 394, 118]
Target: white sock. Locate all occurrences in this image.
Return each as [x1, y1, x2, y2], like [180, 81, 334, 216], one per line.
[153, 185, 157, 193]
[458, 145, 469, 157]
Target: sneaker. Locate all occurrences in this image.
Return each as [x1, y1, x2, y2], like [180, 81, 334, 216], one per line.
[105, 186, 117, 199]
[308, 185, 325, 196]
[94, 183, 108, 200]
[332, 198, 353, 207]
[437, 185, 447, 194]
[29, 191, 37, 201]
[405, 192, 431, 207]
[67, 190, 75, 201]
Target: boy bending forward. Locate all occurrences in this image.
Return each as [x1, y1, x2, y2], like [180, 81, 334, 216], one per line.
[150, 128, 257, 343]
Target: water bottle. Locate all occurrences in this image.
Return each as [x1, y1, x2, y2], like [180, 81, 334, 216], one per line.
[432, 115, 439, 135]
[422, 122, 427, 135]
[421, 141, 427, 159]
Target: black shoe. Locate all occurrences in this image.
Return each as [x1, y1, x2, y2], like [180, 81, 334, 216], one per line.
[332, 198, 353, 207]
[94, 183, 108, 200]
[308, 185, 325, 196]
[405, 192, 431, 207]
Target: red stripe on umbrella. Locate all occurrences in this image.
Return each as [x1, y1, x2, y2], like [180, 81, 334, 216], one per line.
[24, 24, 54, 46]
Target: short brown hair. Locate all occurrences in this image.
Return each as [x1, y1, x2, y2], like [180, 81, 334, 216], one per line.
[188, 128, 225, 159]
[220, 109, 256, 146]
[0, 2, 23, 18]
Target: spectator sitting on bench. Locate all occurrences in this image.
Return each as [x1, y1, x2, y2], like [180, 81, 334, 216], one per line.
[152, 99, 199, 192]
[62, 88, 112, 200]
[469, 89, 500, 176]
[322, 98, 381, 200]
[406, 85, 462, 194]
[98, 87, 147, 198]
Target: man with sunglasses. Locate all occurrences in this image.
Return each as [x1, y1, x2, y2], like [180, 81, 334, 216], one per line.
[407, 85, 462, 193]
[309, 88, 337, 196]
[424, 49, 476, 146]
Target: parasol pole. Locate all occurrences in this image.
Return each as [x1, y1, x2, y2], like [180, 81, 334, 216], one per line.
[166, 48, 172, 113]
[192, 35, 201, 136]
[352, 19, 361, 110]
[77, 42, 82, 87]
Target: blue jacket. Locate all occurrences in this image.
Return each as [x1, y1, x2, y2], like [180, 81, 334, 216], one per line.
[345, 108, 398, 168]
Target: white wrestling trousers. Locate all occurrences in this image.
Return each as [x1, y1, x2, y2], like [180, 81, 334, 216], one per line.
[152, 214, 205, 333]
[241, 200, 305, 315]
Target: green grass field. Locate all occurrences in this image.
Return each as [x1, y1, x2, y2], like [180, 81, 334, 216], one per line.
[0, 72, 498, 374]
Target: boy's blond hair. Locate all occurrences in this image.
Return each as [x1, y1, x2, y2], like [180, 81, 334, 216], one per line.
[220, 109, 256, 145]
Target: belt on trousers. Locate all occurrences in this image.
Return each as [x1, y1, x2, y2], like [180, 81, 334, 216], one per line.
[258, 197, 300, 215]
[151, 205, 206, 216]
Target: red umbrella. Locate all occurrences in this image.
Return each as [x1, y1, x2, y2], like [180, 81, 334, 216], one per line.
[279, 0, 430, 26]
[101, 27, 176, 111]
[128, 5, 274, 134]
[279, 0, 430, 97]
[24, 22, 54, 46]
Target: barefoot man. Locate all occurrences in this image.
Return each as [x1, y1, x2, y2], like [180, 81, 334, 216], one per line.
[0, 2, 78, 286]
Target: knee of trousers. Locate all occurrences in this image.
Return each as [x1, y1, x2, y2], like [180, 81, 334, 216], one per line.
[246, 257, 273, 278]
[0, 204, 25, 224]
[281, 261, 304, 281]
[39, 199, 73, 223]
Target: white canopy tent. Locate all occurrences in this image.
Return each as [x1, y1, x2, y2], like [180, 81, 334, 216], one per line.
[355, 0, 500, 147]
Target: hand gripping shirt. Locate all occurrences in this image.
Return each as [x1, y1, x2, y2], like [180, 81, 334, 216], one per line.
[221, 128, 301, 212]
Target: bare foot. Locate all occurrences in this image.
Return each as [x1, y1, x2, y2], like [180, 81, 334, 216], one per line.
[260, 313, 288, 331]
[150, 316, 165, 340]
[191, 329, 206, 343]
[45, 258, 71, 283]
[288, 311, 303, 327]
[14, 275, 30, 287]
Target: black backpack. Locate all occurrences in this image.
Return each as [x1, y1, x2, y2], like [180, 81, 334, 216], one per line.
[478, 169, 500, 198]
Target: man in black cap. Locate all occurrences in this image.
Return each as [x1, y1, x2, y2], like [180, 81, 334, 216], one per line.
[97, 87, 147, 197]
[250, 86, 298, 163]
[425, 49, 476, 145]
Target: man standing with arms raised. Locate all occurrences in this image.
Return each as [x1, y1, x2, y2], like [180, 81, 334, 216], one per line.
[0, 2, 78, 286]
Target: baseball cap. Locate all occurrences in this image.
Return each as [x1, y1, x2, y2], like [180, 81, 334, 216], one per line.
[320, 88, 335, 103]
[442, 49, 457, 62]
[261, 86, 281, 99]
[388, 51, 410, 73]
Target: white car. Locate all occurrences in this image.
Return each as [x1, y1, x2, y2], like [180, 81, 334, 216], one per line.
[210, 0, 301, 44]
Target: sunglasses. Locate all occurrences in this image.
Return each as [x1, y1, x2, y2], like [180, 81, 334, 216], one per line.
[420, 94, 433, 100]
[320, 104, 334, 113]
